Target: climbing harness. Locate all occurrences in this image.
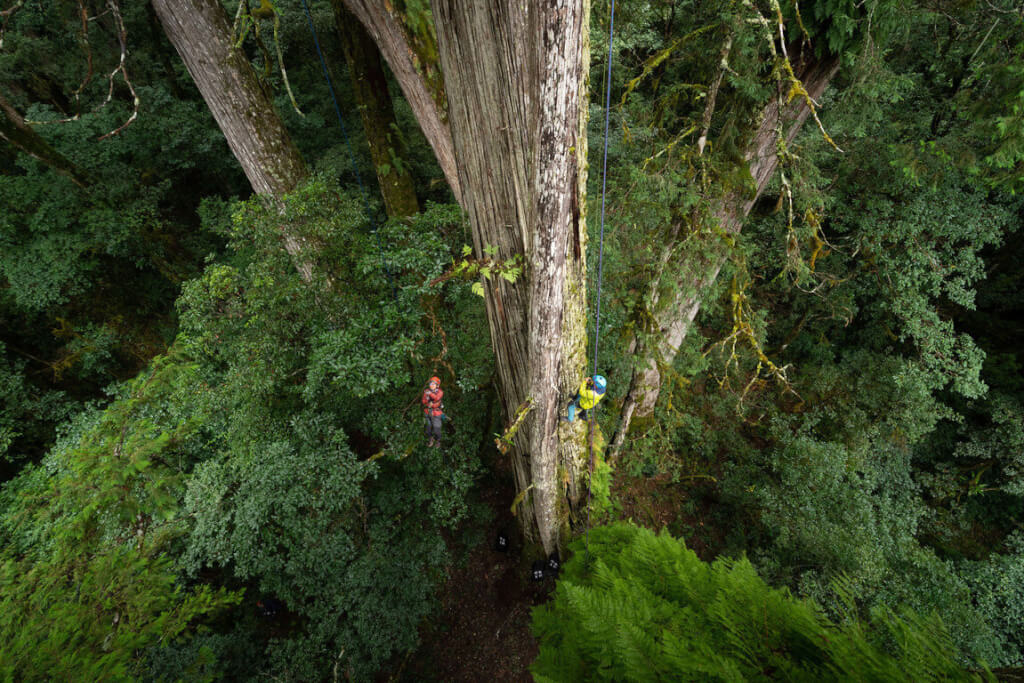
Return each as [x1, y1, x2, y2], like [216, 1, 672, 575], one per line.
[298, 0, 396, 301]
[422, 377, 444, 447]
[586, 0, 616, 555]
[567, 375, 606, 422]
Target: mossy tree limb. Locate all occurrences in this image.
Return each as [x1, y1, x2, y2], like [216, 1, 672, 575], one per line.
[611, 49, 838, 458]
[0, 89, 91, 188]
[331, 1, 420, 218]
[336, 0, 461, 205]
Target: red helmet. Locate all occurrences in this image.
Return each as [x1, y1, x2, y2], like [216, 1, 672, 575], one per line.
[429, 376, 441, 386]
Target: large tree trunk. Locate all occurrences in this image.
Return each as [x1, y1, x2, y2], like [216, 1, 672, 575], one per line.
[342, 0, 590, 554]
[611, 54, 839, 456]
[0, 89, 91, 188]
[150, 0, 312, 278]
[432, 2, 591, 554]
[331, 2, 419, 218]
[332, 0, 461, 206]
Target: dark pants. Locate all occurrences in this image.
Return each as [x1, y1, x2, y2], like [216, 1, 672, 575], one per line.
[424, 414, 443, 442]
[567, 395, 588, 421]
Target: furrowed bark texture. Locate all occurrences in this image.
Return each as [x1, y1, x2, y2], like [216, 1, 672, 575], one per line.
[341, 0, 590, 553]
[431, 1, 591, 554]
[0, 90, 90, 188]
[331, 2, 419, 218]
[530, 1, 591, 551]
[151, 0, 312, 279]
[612, 54, 839, 455]
[338, 0, 461, 205]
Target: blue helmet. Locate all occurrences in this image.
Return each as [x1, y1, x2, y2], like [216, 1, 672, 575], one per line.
[593, 375, 607, 393]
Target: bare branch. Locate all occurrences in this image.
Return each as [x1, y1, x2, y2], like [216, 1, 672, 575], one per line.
[697, 32, 733, 156]
[21, 0, 138, 137]
[968, 18, 1000, 65]
[97, 0, 139, 140]
[231, 0, 248, 42]
[0, 0, 22, 16]
[72, 0, 95, 108]
[272, 11, 304, 116]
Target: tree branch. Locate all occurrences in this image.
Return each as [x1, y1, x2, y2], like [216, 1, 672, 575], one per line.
[96, 0, 139, 140]
[0, 0, 24, 49]
[337, 0, 461, 205]
[0, 89, 92, 187]
[698, 32, 733, 156]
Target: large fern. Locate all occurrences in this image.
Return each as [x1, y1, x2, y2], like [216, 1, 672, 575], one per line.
[532, 522, 991, 681]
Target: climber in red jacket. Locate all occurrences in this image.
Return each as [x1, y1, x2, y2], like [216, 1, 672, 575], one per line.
[422, 376, 444, 448]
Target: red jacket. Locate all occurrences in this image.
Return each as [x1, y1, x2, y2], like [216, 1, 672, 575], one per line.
[422, 388, 444, 417]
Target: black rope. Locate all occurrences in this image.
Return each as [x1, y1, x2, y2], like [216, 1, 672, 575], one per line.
[298, 0, 397, 301]
[586, 0, 616, 555]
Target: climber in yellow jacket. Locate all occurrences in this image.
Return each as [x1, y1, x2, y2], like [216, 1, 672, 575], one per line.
[566, 375, 607, 422]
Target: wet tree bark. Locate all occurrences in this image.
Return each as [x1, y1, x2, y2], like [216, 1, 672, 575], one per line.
[610, 54, 839, 456]
[151, 0, 313, 279]
[343, 0, 591, 554]
[0, 89, 91, 188]
[331, 2, 420, 218]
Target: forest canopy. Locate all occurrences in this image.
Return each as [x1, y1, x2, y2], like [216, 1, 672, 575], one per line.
[1, 0, 1022, 680]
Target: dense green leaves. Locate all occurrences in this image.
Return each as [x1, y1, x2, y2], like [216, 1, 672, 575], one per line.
[159, 183, 486, 679]
[1, 173, 488, 678]
[590, 0, 1024, 671]
[533, 522, 987, 681]
[0, 0, 1022, 678]
[0, 356, 241, 681]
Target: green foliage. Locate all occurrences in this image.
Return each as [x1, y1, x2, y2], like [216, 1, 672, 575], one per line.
[960, 536, 1024, 664]
[1, 169, 489, 679]
[588, 0, 1024, 671]
[438, 244, 524, 299]
[165, 180, 487, 679]
[0, 548, 237, 682]
[0, 356, 241, 681]
[0, 0, 245, 467]
[0, 342, 74, 468]
[532, 522, 988, 681]
[781, 0, 904, 60]
[0, 0, 1021, 678]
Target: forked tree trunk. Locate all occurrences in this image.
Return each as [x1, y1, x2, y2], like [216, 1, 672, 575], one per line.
[343, 0, 591, 554]
[332, 2, 420, 218]
[151, 0, 313, 279]
[333, 0, 461, 206]
[611, 54, 839, 456]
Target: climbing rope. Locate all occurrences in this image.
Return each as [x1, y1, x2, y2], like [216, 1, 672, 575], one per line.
[298, 0, 396, 300]
[586, 0, 616, 554]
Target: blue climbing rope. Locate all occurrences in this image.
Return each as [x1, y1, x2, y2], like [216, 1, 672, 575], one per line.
[586, 0, 616, 554]
[298, 0, 396, 300]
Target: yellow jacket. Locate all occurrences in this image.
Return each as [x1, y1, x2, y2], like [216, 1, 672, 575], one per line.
[577, 380, 606, 410]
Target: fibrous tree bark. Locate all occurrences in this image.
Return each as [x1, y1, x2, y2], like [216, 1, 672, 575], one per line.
[342, 0, 591, 554]
[438, 1, 592, 555]
[611, 52, 839, 456]
[331, 1, 419, 218]
[151, 0, 313, 279]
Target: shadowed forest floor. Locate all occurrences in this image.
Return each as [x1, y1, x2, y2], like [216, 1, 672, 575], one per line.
[401, 454, 722, 681]
[402, 458, 548, 682]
